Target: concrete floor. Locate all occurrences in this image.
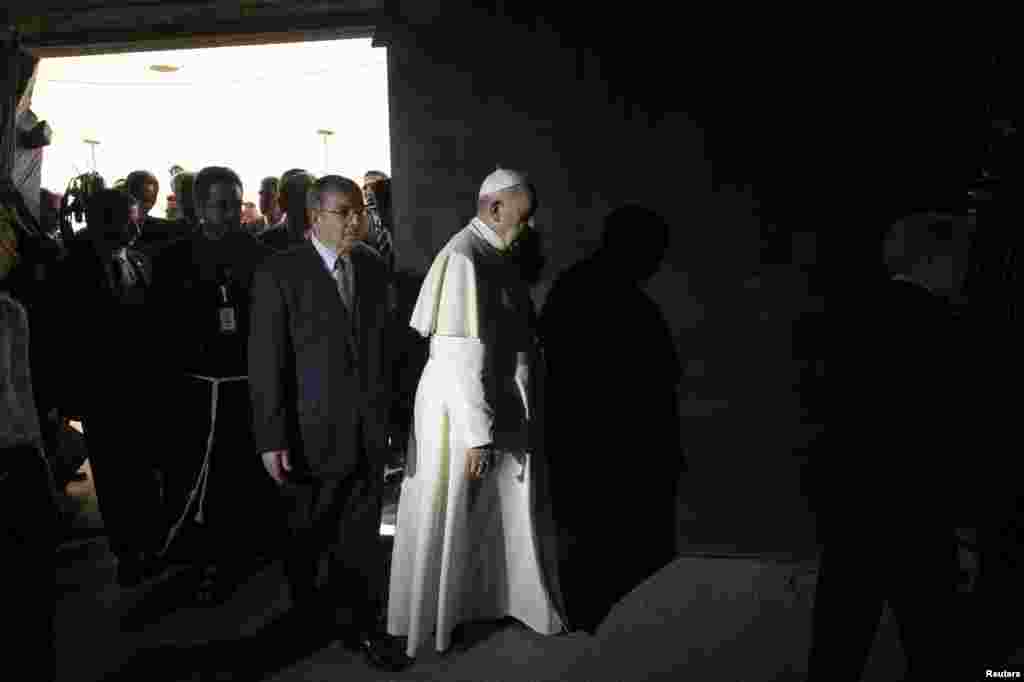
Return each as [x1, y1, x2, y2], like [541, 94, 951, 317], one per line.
[54, 462, 1020, 681]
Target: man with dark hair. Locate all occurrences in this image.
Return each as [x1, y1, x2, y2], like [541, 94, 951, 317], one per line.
[362, 170, 388, 198]
[250, 174, 408, 670]
[125, 169, 179, 248]
[806, 211, 973, 680]
[259, 169, 316, 251]
[363, 176, 395, 272]
[170, 171, 198, 232]
[61, 188, 165, 588]
[151, 166, 277, 603]
[258, 176, 283, 231]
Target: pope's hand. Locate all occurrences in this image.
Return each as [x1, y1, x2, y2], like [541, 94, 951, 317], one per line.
[466, 447, 490, 480]
[262, 450, 292, 485]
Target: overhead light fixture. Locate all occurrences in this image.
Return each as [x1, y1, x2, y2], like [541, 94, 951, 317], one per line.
[149, 65, 180, 73]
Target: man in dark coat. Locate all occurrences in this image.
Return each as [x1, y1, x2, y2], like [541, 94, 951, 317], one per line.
[259, 169, 315, 252]
[249, 175, 409, 671]
[150, 166, 276, 602]
[806, 212, 973, 681]
[60, 188, 165, 587]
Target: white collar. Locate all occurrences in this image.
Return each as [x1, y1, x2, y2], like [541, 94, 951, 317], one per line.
[311, 233, 355, 275]
[470, 217, 508, 251]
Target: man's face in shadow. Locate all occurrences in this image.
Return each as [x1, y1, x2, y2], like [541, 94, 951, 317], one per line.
[140, 181, 158, 217]
[199, 182, 243, 239]
[259, 181, 279, 219]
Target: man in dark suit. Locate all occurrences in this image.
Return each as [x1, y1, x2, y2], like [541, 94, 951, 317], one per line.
[806, 212, 973, 680]
[249, 175, 409, 671]
[125, 170, 180, 249]
[61, 188, 165, 588]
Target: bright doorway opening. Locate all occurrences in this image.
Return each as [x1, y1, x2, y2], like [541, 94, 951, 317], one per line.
[31, 37, 390, 228]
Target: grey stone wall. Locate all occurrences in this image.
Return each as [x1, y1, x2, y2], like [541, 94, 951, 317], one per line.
[382, 12, 822, 556]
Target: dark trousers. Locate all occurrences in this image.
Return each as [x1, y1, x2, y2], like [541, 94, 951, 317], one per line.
[1, 444, 58, 682]
[161, 375, 282, 562]
[807, 510, 967, 681]
[279, 449, 384, 636]
[82, 407, 164, 560]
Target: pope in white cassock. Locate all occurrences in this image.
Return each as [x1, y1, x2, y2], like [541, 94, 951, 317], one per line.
[387, 168, 566, 658]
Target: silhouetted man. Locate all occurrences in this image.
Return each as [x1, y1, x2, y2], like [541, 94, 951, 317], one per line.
[806, 212, 971, 681]
[258, 176, 283, 231]
[61, 188, 165, 588]
[363, 174, 395, 272]
[125, 170, 177, 248]
[259, 169, 315, 251]
[539, 205, 684, 633]
[1, 214, 59, 682]
[169, 171, 198, 235]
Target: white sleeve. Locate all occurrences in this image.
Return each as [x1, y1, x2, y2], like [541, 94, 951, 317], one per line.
[414, 251, 492, 448]
[431, 336, 493, 449]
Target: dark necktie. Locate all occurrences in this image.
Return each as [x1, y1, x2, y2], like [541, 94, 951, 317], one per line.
[114, 253, 137, 292]
[334, 256, 353, 312]
[334, 256, 360, 367]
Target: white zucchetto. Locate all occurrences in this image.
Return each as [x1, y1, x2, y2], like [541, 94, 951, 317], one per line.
[479, 167, 528, 197]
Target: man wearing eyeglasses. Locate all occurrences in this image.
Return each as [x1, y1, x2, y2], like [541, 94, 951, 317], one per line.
[249, 175, 409, 671]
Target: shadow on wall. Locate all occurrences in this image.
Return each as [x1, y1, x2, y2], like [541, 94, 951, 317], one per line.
[539, 205, 685, 633]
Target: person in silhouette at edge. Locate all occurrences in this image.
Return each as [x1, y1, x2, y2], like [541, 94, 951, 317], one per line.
[539, 205, 684, 634]
[806, 211, 973, 681]
[169, 171, 199, 237]
[1, 211, 59, 682]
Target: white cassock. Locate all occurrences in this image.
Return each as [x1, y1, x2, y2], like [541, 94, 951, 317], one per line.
[387, 217, 565, 657]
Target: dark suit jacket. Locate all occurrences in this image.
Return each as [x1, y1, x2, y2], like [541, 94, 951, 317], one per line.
[60, 230, 155, 415]
[839, 276, 966, 521]
[135, 215, 200, 250]
[249, 240, 398, 479]
[258, 222, 306, 253]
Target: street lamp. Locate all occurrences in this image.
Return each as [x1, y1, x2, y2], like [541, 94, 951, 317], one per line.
[83, 138, 100, 173]
[317, 129, 334, 175]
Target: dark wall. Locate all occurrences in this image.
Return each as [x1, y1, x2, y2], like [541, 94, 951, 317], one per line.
[384, 8, 825, 555]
